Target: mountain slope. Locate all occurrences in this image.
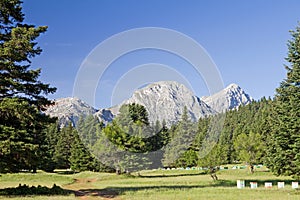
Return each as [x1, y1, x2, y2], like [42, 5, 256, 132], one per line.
[201, 83, 253, 113]
[45, 82, 253, 127]
[110, 81, 215, 126]
[44, 97, 114, 127]
[44, 97, 97, 127]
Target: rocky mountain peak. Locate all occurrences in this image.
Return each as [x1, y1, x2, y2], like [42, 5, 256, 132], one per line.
[44, 97, 114, 127]
[44, 81, 253, 127]
[111, 81, 215, 126]
[44, 97, 97, 127]
[201, 83, 253, 113]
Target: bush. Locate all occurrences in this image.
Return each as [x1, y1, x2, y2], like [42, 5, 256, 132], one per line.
[0, 184, 72, 196]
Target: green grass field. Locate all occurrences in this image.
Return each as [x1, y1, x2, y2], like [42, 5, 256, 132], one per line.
[1, 167, 300, 200]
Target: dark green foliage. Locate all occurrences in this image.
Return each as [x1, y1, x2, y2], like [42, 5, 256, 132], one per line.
[93, 103, 170, 173]
[0, 0, 56, 173]
[160, 98, 272, 169]
[69, 130, 95, 172]
[0, 0, 56, 107]
[0, 0, 24, 27]
[105, 104, 169, 153]
[0, 98, 53, 173]
[0, 184, 72, 196]
[233, 131, 264, 165]
[163, 107, 197, 167]
[265, 24, 300, 177]
[40, 122, 60, 172]
[53, 123, 74, 169]
[43, 121, 108, 172]
[77, 115, 103, 148]
[128, 103, 149, 125]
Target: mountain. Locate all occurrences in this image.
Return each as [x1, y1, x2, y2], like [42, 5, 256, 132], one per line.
[44, 97, 97, 127]
[110, 81, 215, 126]
[44, 82, 253, 127]
[201, 83, 253, 113]
[44, 97, 113, 127]
[94, 109, 114, 124]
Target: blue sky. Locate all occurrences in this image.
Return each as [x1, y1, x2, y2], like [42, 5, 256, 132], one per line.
[23, 0, 300, 108]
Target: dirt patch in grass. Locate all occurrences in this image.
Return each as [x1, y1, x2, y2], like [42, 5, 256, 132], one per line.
[75, 188, 119, 199]
[65, 178, 121, 199]
[74, 178, 98, 184]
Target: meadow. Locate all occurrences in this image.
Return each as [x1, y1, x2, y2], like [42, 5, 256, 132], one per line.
[0, 166, 300, 200]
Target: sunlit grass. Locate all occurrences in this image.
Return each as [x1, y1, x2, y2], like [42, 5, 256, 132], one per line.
[0, 167, 300, 200]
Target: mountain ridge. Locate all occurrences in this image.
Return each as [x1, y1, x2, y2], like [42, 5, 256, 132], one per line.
[201, 83, 253, 113]
[45, 81, 253, 127]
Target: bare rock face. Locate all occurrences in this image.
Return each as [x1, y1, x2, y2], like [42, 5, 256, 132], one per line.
[44, 97, 114, 127]
[110, 81, 215, 126]
[201, 83, 253, 113]
[94, 109, 114, 124]
[45, 82, 253, 127]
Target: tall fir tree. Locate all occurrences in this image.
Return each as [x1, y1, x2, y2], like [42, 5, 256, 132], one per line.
[266, 23, 300, 177]
[162, 106, 196, 167]
[0, 98, 52, 172]
[69, 130, 95, 172]
[0, 0, 56, 172]
[40, 122, 60, 172]
[53, 123, 74, 169]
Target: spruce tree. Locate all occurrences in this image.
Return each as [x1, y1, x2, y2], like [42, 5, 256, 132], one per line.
[53, 124, 74, 169]
[234, 131, 264, 168]
[69, 130, 94, 172]
[162, 106, 196, 167]
[266, 23, 300, 177]
[0, 0, 56, 172]
[0, 0, 56, 105]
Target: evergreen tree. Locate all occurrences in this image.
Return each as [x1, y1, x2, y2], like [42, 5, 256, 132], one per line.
[77, 115, 102, 148]
[40, 122, 60, 172]
[0, 0, 56, 106]
[198, 144, 223, 180]
[128, 103, 149, 125]
[93, 103, 162, 173]
[266, 24, 300, 177]
[53, 124, 74, 169]
[69, 130, 94, 172]
[0, 0, 56, 173]
[234, 131, 264, 171]
[0, 98, 50, 172]
[162, 106, 196, 167]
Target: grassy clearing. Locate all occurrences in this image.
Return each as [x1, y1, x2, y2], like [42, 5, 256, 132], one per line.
[0, 167, 300, 199]
[0, 171, 74, 188]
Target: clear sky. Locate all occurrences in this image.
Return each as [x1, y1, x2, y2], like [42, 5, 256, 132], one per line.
[23, 0, 300, 108]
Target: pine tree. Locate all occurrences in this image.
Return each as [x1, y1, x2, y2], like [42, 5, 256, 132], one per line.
[69, 130, 94, 172]
[234, 131, 264, 169]
[0, 0, 56, 105]
[0, 0, 56, 172]
[266, 23, 300, 177]
[93, 103, 158, 173]
[0, 97, 53, 172]
[40, 122, 60, 172]
[162, 106, 196, 167]
[53, 124, 74, 169]
[77, 115, 102, 148]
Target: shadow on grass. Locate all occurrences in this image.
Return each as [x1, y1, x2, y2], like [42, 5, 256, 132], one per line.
[73, 179, 300, 198]
[54, 170, 78, 175]
[0, 184, 73, 196]
[139, 171, 207, 178]
[74, 180, 236, 198]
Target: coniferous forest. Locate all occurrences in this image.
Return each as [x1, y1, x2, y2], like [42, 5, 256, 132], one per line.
[1, 0, 300, 180]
